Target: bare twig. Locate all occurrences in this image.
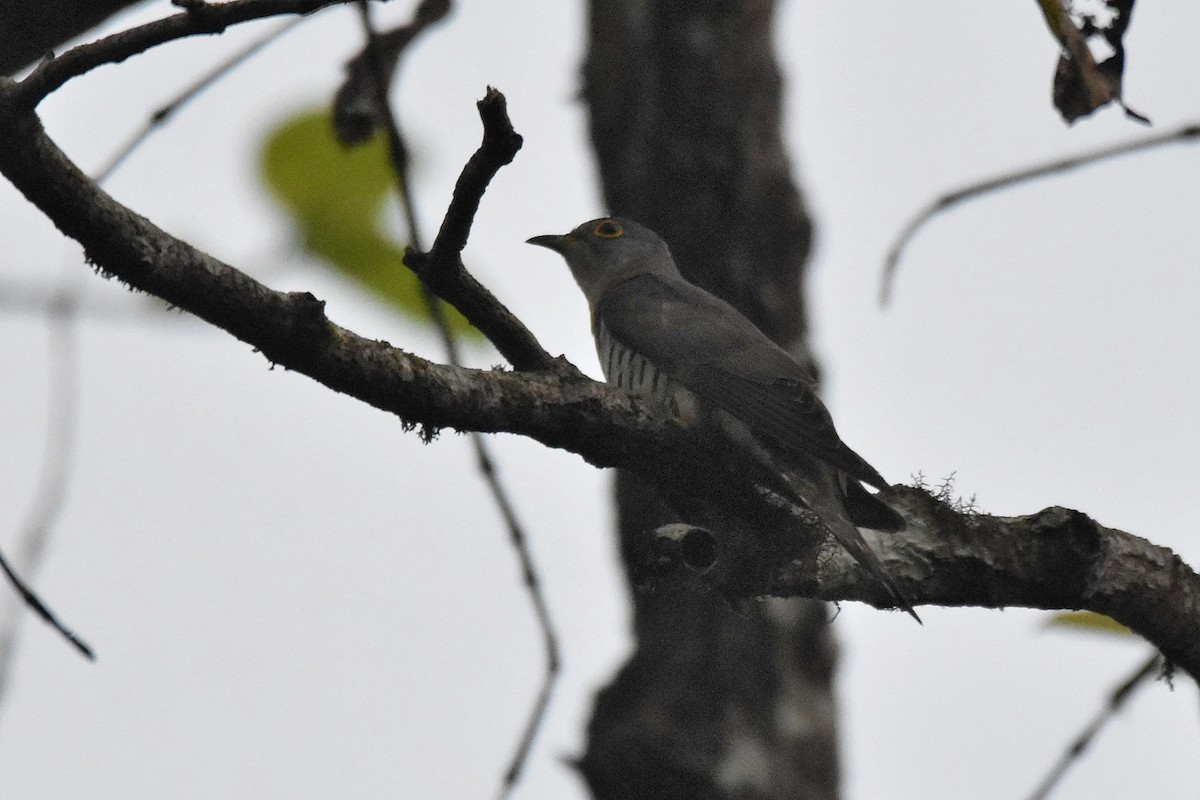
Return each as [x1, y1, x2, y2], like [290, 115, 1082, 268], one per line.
[0, 551, 94, 663]
[335, 0, 449, 146]
[487, 476, 561, 800]
[8, 0, 352, 110]
[880, 122, 1200, 305]
[351, 8, 560, 797]
[1026, 652, 1162, 800]
[426, 91, 522, 263]
[402, 88, 559, 373]
[0, 285, 94, 674]
[94, 15, 309, 183]
[0, 11, 315, 667]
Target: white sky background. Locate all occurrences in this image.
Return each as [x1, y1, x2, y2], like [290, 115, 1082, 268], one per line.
[0, 1, 1198, 798]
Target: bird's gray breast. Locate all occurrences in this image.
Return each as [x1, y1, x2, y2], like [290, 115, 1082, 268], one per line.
[595, 320, 699, 421]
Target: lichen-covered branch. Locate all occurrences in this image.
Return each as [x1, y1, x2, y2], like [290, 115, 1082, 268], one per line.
[0, 99, 654, 456]
[656, 487, 1200, 681]
[2, 79, 1199, 684]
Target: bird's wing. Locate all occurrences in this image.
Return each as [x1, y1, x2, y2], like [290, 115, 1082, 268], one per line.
[597, 274, 889, 490]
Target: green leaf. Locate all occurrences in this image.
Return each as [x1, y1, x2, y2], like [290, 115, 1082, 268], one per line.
[259, 108, 476, 337]
[1047, 611, 1133, 637]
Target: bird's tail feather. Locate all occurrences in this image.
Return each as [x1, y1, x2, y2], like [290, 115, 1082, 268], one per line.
[782, 472, 921, 623]
[843, 480, 905, 532]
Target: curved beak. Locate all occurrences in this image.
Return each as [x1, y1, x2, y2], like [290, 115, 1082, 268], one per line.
[526, 233, 570, 254]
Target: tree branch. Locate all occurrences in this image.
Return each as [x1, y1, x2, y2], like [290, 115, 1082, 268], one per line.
[8, 0, 353, 111]
[0, 94, 668, 459]
[0, 0, 141, 77]
[651, 487, 1200, 682]
[403, 88, 556, 372]
[880, 122, 1200, 304]
[2, 91, 1199, 682]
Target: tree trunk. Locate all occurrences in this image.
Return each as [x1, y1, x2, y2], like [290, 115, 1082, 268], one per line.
[579, 2, 839, 799]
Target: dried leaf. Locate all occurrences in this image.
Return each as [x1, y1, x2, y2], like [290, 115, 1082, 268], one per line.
[1036, 0, 1147, 124]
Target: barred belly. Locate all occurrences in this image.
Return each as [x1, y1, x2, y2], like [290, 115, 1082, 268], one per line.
[594, 320, 699, 422]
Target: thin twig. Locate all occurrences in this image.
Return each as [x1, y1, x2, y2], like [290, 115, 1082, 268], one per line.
[485, 442, 561, 800]
[1026, 652, 1162, 800]
[0, 555, 93, 663]
[353, 6, 561, 798]
[7, 0, 350, 110]
[0, 11, 314, 668]
[1, 8, 313, 665]
[880, 122, 1200, 305]
[424, 90, 523, 264]
[401, 89, 557, 373]
[0, 285, 94, 681]
[94, 15, 309, 183]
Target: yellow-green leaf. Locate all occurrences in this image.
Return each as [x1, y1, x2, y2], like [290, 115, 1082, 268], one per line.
[1047, 611, 1133, 637]
[260, 107, 475, 336]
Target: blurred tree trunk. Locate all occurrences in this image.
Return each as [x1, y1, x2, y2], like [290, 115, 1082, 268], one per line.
[579, 2, 841, 799]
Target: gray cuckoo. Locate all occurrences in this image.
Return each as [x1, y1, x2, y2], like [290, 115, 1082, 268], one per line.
[529, 216, 917, 620]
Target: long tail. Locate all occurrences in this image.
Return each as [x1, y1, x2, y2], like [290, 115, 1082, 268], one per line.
[782, 471, 921, 623]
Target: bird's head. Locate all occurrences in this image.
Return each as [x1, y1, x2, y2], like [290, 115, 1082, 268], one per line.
[527, 217, 679, 305]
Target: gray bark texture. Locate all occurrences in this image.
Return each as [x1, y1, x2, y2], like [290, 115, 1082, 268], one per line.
[580, 2, 838, 799]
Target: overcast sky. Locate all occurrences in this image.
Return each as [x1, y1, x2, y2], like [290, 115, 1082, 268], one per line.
[0, 2, 1198, 799]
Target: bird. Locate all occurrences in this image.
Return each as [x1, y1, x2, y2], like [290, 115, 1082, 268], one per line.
[528, 216, 918, 621]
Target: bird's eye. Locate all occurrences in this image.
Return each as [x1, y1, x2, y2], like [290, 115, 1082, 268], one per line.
[593, 220, 624, 239]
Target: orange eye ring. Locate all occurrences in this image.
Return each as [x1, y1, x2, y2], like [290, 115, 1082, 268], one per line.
[593, 219, 624, 239]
